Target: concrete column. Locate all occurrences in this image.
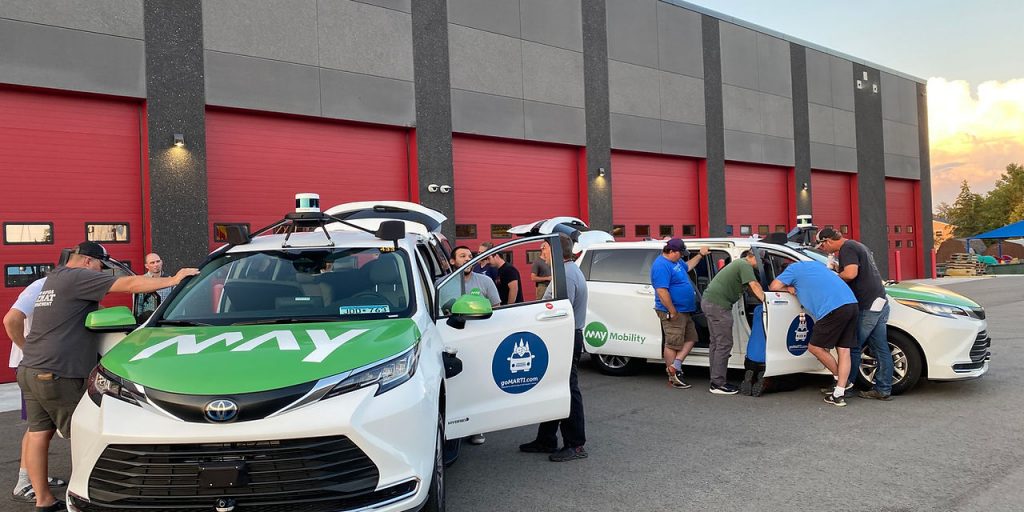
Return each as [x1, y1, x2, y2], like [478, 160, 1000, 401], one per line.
[853, 64, 888, 278]
[581, 0, 612, 231]
[917, 82, 934, 275]
[790, 43, 812, 216]
[701, 15, 726, 236]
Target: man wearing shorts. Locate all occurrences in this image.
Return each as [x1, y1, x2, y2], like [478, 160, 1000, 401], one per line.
[650, 238, 709, 389]
[769, 261, 858, 406]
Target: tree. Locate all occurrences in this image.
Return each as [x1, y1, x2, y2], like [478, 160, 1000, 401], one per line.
[936, 180, 984, 238]
[935, 163, 1024, 237]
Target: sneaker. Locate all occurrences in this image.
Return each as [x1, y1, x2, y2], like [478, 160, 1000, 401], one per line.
[666, 368, 691, 389]
[710, 383, 740, 395]
[740, 370, 755, 396]
[519, 440, 557, 453]
[549, 446, 588, 462]
[750, 371, 767, 397]
[823, 394, 847, 407]
[468, 434, 486, 445]
[35, 499, 65, 512]
[858, 389, 893, 401]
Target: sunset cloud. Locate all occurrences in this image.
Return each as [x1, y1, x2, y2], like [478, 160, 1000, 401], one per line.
[928, 77, 1024, 206]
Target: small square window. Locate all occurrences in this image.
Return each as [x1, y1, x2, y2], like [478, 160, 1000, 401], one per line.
[740, 225, 752, 236]
[757, 225, 769, 236]
[840, 225, 849, 234]
[725, 225, 734, 236]
[214, 223, 251, 243]
[825, 224, 835, 230]
[907, 240, 915, 248]
[906, 225, 914, 233]
[659, 225, 674, 237]
[5, 263, 54, 287]
[86, 223, 129, 243]
[491, 224, 512, 239]
[682, 225, 697, 236]
[4, 223, 54, 245]
[774, 224, 786, 233]
[497, 250, 513, 264]
[895, 240, 902, 248]
[894, 225, 902, 233]
[635, 225, 650, 238]
[612, 225, 625, 237]
[455, 224, 477, 239]
[526, 249, 541, 264]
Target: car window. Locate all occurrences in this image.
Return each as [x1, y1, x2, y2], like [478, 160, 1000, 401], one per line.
[759, 251, 798, 284]
[585, 249, 659, 285]
[161, 247, 414, 325]
[692, 249, 732, 293]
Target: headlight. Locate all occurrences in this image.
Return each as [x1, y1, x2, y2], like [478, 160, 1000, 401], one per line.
[87, 365, 145, 407]
[895, 299, 971, 319]
[323, 345, 419, 399]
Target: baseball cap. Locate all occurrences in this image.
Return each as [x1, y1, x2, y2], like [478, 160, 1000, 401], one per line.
[664, 238, 687, 253]
[73, 241, 109, 260]
[816, 227, 840, 246]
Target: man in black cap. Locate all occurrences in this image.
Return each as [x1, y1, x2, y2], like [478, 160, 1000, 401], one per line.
[18, 242, 198, 511]
[650, 238, 709, 388]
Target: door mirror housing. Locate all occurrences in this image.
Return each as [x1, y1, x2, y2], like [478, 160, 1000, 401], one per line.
[85, 306, 138, 333]
[445, 289, 493, 329]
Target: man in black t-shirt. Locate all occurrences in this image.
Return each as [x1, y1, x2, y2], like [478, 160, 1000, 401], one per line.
[817, 228, 894, 400]
[488, 252, 523, 305]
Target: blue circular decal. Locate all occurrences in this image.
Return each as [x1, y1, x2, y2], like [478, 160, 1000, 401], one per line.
[786, 313, 814, 356]
[492, 331, 549, 394]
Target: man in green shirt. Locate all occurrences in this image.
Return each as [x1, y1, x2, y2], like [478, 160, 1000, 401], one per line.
[700, 250, 764, 394]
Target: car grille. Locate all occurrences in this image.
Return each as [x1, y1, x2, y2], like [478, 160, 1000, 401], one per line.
[970, 330, 991, 363]
[81, 436, 393, 511]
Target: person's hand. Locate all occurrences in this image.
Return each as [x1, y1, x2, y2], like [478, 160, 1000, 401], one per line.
[173, 268, 200, 284]
[699, 246, 710, 256]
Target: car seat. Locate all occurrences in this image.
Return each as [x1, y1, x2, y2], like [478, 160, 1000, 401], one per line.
[368, 253, 407, 309]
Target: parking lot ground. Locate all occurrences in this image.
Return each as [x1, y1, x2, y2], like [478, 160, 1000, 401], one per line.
[0, 277, 1019, 512]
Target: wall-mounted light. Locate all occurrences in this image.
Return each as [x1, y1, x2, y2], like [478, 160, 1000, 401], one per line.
[173, 133, 185, 147]
[439, 185, 452, 194]
[427, 184, 439, 193]
[802, 182, 809, 191]
[427, 184, 452, 194]
[598, 167, 606, 178]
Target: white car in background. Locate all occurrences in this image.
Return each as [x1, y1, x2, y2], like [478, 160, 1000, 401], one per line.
[575, 236, 991, 394]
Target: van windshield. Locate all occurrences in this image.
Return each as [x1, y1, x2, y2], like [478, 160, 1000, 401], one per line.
[159, 247, 414, 326]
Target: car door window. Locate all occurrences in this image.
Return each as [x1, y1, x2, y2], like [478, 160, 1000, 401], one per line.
[758, 251, 798, 286]
[585, 249, 658, 285]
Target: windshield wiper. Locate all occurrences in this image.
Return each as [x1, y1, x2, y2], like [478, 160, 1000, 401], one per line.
[155, 319, 212, 327]
[231, 316, 341, 326]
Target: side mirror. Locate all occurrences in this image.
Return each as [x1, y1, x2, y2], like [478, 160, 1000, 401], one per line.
[445, 289, 493, 329]
[86, 306, 138, 333]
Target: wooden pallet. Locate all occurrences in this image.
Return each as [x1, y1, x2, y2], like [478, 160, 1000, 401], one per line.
[944, 253, 986, 275]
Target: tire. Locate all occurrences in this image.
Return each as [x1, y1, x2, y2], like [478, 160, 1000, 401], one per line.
[592, 353, 645, 376]
[856, 331, 923, 396]
[421, 411, 446, 512]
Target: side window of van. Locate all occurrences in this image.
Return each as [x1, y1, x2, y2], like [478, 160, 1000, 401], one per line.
[584, 249, 659, 285]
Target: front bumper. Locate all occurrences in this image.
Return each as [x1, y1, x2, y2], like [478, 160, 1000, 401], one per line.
[68, 373, 438, 512]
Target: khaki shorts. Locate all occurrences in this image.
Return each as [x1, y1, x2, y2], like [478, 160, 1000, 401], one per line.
[535, 282, 549, 300]
[656, 310, 698, 350]
[17, 367, 87, 438]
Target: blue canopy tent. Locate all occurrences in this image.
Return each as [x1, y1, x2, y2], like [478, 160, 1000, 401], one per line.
[968, 220, 1024, 258]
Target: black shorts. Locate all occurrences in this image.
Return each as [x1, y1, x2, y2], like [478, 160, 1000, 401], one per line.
[808, 303, 859, 350]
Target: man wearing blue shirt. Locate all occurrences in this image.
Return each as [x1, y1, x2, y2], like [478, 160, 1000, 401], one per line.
[769, 261, 858, 406]
[651, 238, 709, 389]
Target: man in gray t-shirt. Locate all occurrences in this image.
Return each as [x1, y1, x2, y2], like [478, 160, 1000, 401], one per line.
[17, 241, 198, 512]
[440, 246, 501, 313]
[530, 242, 552, 300]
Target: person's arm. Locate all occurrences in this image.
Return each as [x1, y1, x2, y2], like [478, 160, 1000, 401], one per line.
[108, 268, 199, 294]
[655, 288, 677, 319]
[685, 247, 711, 270]
[747, 280, 765, 302]
[838, 264, 859, 281]
[483, 279, 501, 306]
[506, 280, 519, 304]
[2, 309, 27, 348]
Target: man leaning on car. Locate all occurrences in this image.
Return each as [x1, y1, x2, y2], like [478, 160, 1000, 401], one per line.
[701, 250, 764, 395]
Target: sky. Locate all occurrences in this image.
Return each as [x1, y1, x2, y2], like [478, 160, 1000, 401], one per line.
[681, 0, 1024, 208]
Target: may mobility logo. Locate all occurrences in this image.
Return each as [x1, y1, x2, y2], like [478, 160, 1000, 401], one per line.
[129, 329, 368, 363]
[582, 321, 645, 348]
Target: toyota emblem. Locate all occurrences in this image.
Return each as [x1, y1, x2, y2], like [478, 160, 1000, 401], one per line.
[204, 399, 239, 422]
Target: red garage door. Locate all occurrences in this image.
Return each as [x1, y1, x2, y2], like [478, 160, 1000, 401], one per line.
[812, 170, 856, 238]
[0, 88, 144, 383]
[611, 152, 700, 241]
[206, 109, 411, 247]
[725, 163, 792, 238]
[886, 178, 921, 279]
[452, 136, 580, 299]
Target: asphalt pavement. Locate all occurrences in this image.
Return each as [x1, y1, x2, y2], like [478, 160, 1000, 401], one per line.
[0, 276, 1019, 512]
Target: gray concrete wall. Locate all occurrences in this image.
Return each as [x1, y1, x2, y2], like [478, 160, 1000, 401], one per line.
[202, 0, 415, 127]
[806, 48, 857, 172]
[144, 0, 209, 273]
[719, 21, 793, 166]
[790, 43, 812, 216]
[701, 14, 727, 236]
[606, 0, 706, 157]
[881, 71, 921, 179]
[0, 1, 145, 97]
[446, 0, 586, 146]
[853, 63, 888, 278]
[583, 0, 613, 231]
[918, 82, 934, 275]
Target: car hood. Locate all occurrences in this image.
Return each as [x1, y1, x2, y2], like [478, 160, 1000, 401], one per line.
[885, 282, 981, 309]
[101, 319, 419, 395]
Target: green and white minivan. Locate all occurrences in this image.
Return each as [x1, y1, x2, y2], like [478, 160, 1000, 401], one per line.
[69, 200, 575, 512]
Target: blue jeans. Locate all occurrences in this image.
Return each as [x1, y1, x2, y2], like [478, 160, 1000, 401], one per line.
[849, 303, 893, 395]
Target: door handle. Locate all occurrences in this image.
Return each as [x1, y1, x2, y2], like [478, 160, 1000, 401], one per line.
[536, 310, 569, 321]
